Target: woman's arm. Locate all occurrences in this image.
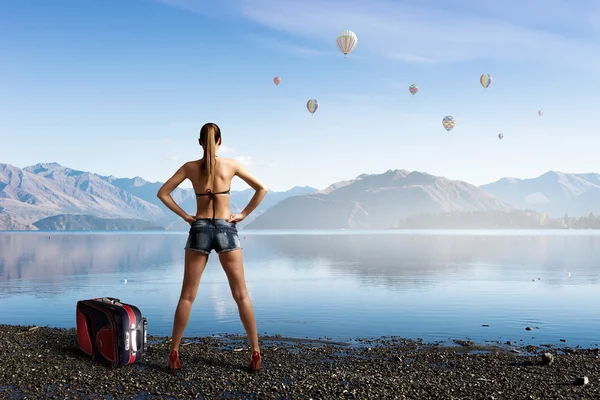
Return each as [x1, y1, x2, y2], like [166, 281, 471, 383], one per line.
[157, 163, 192, 220]
[234, 161, 268, 219]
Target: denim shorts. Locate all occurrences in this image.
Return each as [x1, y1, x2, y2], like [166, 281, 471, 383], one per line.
[185, 218, 242, 254]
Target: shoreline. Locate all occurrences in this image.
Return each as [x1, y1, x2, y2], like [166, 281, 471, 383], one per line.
[1, 325, 598, 399]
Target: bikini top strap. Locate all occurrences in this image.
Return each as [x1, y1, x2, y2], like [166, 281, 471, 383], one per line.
[195, 188, 230, 197]
[195, 188, 231, 227]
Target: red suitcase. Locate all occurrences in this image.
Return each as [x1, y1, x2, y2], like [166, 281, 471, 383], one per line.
[76, 297, 147, 367]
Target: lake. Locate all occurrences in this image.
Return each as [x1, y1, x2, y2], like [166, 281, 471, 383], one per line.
[1, 230, 599, 347]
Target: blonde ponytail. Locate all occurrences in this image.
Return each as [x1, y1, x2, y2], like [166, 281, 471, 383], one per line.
[199, 123, 221, 184]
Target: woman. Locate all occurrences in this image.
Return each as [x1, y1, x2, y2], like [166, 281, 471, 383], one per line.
[157, 122, 268, 372]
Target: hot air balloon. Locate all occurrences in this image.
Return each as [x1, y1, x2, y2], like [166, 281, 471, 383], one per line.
[273, 77, 281, 86]
[538, 110, 543, 116]
[336, 30, 358, 58]
[498, 133, 503, 140]
[480, 74, 492, 90]
[409, 84, 419, 96]
[307, 98, 319, 115]
[442, 116, 455, 132]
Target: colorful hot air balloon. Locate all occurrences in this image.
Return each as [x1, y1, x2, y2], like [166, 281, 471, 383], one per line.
[480, 74, 492, 90]
[538, 110, 543, 116]
[336, 30, 358, 58]
[442, 116, 455, 132]
[307, 98, 319, 115]
[409, 84, 419, 96]
[498, 133, 504, 140]
[273, 77, 281, 86]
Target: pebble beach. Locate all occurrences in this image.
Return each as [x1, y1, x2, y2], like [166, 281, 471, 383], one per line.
[1, 324, 599, 399]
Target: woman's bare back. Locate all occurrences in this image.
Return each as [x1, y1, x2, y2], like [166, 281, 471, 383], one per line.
[158, 153, 267, 224]
[187, 158, 237, 219]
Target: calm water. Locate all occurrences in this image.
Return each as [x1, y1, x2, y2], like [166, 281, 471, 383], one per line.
[1, 230, 599, 347]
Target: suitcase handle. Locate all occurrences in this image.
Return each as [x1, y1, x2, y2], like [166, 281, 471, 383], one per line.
[135, 318, 147, 353]
[97, 297, 122, 305]
[142, 318, 148, 352]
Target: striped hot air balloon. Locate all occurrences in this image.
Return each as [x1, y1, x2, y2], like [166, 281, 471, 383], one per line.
[307, 99, 319, 115]
[538, 110, 543, 116]
[409, 84, 419, 96]
[442, 116, 455, 132]
[336, 30, 358, 58]
[498, 133, 504, 140]
[480, 74, 492, 91]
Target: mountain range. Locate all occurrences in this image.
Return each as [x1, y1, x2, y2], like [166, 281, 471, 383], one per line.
[480, 171, 600, 218]
[0, 162, 315, 230]
[2, 161, 600, 230]
[245, 169, 513, 229]
[246, 170, 600, 229]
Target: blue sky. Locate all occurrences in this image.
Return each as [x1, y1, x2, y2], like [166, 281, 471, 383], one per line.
[2, 0, 600, 191]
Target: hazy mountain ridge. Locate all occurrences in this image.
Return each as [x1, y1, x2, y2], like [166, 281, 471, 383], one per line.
[0, 163, 160, 228]
[23, 163, 165, 220]
[246, 170, 514, 229]
[33, 214, 165, 231]
[3, 161, 600, 230]
[0, 162, 317, 230]
[480, 171, 600, 217]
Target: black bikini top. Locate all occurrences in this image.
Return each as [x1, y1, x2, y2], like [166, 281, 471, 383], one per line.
[196, 188, 231, 226]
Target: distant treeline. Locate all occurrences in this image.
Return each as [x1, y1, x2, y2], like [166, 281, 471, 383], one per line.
[396, 210, 600, 229]
[32, 214, 165, 231]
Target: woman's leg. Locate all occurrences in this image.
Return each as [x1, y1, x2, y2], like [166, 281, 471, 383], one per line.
[218, 249, 259, 352]
[170, 249, 209, 353]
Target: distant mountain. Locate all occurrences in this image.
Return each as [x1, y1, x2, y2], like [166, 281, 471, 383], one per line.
[100, 174, 197, 211]
[9, 162, 600, 231]
[246, 169, 513, 229]
[33, 214, 165, 231]
[22, 162, 165, 218]
[480, 171, 600, 217]
[162, 186, 317, 230]
[101, 174, 315, 227]
[0, 162, 316, 231]
[0, 163, 163, 230]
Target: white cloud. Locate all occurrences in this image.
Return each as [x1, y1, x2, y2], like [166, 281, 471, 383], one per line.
[434, 0, 599, 33]
[235, 156, 253, 166]
[239, 0, 600, 68]
[246, 34, 338, 58]
[164, 155, 179, 161]
[157, 0, 600, 70]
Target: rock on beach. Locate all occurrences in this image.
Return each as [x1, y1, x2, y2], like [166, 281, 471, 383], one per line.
[0, 324, 598, 399]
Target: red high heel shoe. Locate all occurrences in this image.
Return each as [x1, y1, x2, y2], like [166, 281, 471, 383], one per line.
[168, 349, 181, 372]
[249, 351, 261, 372]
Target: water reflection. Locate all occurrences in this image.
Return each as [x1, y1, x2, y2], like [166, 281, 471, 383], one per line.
[0, 234, 179, 276]
[1, 231, 599, 346]
[0, 233, 183, 296]
[2, 232, 600, 291]
[249, 233, 600, 290]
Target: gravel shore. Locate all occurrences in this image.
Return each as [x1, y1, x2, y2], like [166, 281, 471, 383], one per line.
[1, 324, 598, 399]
